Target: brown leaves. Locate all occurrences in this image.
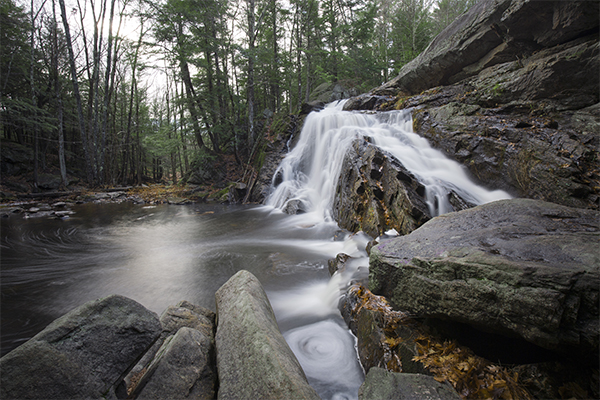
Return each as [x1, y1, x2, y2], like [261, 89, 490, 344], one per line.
[412, 337, 531, 400]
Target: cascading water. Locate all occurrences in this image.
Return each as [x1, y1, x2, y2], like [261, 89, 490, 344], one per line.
[264, 100, 512, 399]
[266, 100, 511, 218]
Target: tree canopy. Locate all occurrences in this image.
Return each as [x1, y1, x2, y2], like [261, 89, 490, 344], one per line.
[1, 0, 476, 188]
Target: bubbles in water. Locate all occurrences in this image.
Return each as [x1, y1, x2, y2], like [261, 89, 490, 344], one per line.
[285, 320, 364, 400]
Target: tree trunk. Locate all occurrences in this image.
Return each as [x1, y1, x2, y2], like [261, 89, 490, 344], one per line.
[59, 0, 93, 183]
[247, 0, 256, 150]
[52, 0, 67, 186]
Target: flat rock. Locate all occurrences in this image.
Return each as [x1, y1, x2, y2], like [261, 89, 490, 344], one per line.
[369, 198, 599, 363]
[0, 295, 161, 399]
[359, 368, 460, 400]
[215, 270, 320, 400]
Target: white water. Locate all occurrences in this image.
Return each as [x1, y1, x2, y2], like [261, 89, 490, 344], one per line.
[266, 100, 511, 218]
[264, 100, 512, 399]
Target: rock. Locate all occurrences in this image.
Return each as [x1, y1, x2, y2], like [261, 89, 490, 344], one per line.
[300, 101, 325, 115]
[131, 327, 217, 400]
[328, 253, 351, 276]
[0, 294, 161, 400]
[167, 196, 190, 205]
[339, 285, 431, 375]
[4, 180, 30, 193]
[359, 368, 460, 400]
[249, 114, 304, 203]
[332, 138, 433, 238]
[342, 94, 392, 111]
[37, 173, 63, 190]
[227, 182, 247, 203]
[160, 302, 215, 340]
[374, 0, 599, 96]
[309, 82, 359, 104]
[369, 198, 599, 363]
[185, 157, 225, 185]
[367, 0, 599, 210]
[215, 270, 320, 400]
[411, 93, 600, 210]
[126, 301, 215, 394]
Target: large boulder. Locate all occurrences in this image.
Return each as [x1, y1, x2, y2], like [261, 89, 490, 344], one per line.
[359, 368, 460, 400]
[374, 0, 599, 96]
[369, 199, 599, 363]
[0, 295, 161, 399]
[333, 138, 472, 238]
[215, 270, 320, 400]
[131, 327, 217, 400]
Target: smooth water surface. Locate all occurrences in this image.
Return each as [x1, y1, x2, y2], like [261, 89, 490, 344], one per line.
[1, 202, 367, 399]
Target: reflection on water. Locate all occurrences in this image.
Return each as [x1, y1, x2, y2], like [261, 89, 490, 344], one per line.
[1, 202, 365, 399]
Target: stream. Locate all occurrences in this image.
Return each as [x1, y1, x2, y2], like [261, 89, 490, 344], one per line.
[1, 101, 510, 399]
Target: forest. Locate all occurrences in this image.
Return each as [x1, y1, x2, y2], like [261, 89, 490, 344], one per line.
[1, 0, 475, 189]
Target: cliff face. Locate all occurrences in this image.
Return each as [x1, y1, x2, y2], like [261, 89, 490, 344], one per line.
[346, 0, 599, 211]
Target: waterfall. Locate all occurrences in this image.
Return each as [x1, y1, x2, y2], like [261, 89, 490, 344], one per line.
[266, 100, 511, 221]
[264, 100, 512, 399]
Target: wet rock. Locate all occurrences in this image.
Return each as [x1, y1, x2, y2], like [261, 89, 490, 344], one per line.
[282, 199, 306, 215]
[369, 198, 599, 364]
[412, 97, 599, 210]
[359, 368, 460, 400]
[131, 327, 217, 400]
[0, 295, 161, 400]
[328, 253, 351, 276]
[332, 138, 433, 238]
[227, 182, 247, 203]
[215, 270, 320, 400]
[250, 114, 304, 203]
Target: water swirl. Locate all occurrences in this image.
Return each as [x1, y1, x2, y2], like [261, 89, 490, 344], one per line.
[285, 320, 363, 400]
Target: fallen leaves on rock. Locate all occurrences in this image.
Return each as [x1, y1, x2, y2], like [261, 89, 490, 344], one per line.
[349, 285, 532, 400]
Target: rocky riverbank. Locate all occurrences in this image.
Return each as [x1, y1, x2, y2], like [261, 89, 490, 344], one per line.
[0, 270, 462, 400]
[325, 0, 599, 398]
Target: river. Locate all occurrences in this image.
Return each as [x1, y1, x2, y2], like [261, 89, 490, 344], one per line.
[1, 101, 511, 399]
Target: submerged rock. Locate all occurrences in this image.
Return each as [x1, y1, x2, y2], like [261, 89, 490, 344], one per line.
[0, 295, 161, 400]
[369, 198, 599, 363]
[215, 270, 320, 400]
